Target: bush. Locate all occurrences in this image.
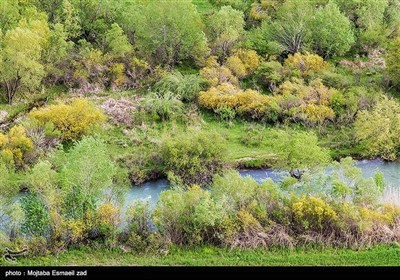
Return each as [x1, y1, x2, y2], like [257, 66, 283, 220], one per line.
[100, 98, 136, 127]
[355, 96, 400, 160]
[0, 126, 34, 169]
[225, 49, 261, 79]
[266, 129, 331, 178]
[29, 99, 105, 141]
[161, 129, 226, 186]
[284, 52, 329, 79]
[154, 71, 204, 102]
[200, 56, 239, 86]
[21, 194, 50, 237]
[154, 185, 223, 245]
[96, 202, 120, 247]
[140, 92, 183, 121]
[292, 196, 338, 232]
[199, 83, 273, 119]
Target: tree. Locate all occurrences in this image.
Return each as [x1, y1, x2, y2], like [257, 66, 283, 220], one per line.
[59, 136, 116, 196]
[267, 129, 331, 179]
[56, 0, 81, 40]
[269, 0, 314, 54]
[386, 35, 400, 88]
[0, 12, 49, 104]
[42, 23, 71, 83]
[310, 3, 355, 57]
[105, 23, 132, 57]
[134, 0, 207, 66]
[207, 6, 245, 58]
[335, 0, 389, 52]
[70, 0, 122, 44]
[0, 0, 21, 31]
[355, 96, 400, 160]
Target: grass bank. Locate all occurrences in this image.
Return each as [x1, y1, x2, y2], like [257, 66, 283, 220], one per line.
[7, 245, 400, 266]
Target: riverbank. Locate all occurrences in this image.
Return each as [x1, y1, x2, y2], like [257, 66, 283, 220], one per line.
[9, 244, 400, 266]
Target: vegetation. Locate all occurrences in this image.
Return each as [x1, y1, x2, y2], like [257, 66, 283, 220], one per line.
[1, 0, 400, 266]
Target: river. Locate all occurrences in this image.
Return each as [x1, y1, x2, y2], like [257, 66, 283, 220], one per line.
[124, 159, 400, 207]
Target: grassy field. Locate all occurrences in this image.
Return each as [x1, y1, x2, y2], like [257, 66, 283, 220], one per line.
[5, 245, 400, 266]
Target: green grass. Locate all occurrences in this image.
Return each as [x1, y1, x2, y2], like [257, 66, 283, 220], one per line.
[7, 245, 400, 266]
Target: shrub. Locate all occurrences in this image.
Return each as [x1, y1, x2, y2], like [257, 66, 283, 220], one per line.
[96, 202, 120, 246]
[292, 196, 338, 232]
[154, 185, 223, 245]
[29, 99, 105, 141]
[0, 126, 34, 169]
[330, 157, 385, 207]
[154, 71, 204, 102]
[274, 78, 337, 126]
[284, 52, 329, 79]
[355, 96, 400, 160]
[101, 98, 136, 127]
[254, 61, 286, 92]
[21, 194, 50, 237]
[199, 83, 273, 119]
[200, 56, 239, 86]
[225, 49, 261, 78]
[140, 92, 183, 121]
[212, 170, 258, 212]
[72, 49, 110, 93]
[266, 129, 331, 179]
[161, 129, 226, 185]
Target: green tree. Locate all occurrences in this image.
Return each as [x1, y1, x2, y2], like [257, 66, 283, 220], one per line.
[267, 129, 331, 179]
[355, 96, 400, 160]
[42, 23, 71, 82]
[105, 23, 132, 57]
[59, 137, 116, 196]
[311, 2, 355, 57]
[56, 0, 81, 39]
[207, 6, 245, 58]
[269, 0, 314, 54]
[335, 0, 389, 52]
[0, 0, 21, 31]
[0, 13, 49, 104]
[386, 35, 400, 88]
[70, 0, 122, 45]
[134, 0, 207, 66]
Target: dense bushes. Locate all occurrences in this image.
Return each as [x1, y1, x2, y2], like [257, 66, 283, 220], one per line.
[153, 161, 400, 249]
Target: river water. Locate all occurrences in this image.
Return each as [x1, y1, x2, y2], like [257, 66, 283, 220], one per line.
[125, 159, 400, 207]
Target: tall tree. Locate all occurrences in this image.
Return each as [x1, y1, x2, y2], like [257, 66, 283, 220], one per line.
[105, 23, 132, 57]
[269, 0, 314, 54]
[134, 0, 208, 66]
[207, 6, 245, 58]
[311, 2, 355, 57]
[0, 13, 49, 104]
